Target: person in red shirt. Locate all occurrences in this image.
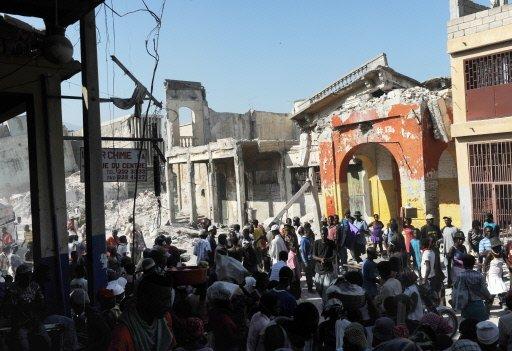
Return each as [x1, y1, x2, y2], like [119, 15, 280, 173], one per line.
[1, 227, 14, 247]
[108, 273, 175, 351]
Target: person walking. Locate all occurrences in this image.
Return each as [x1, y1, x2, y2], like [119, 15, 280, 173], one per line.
[313, 227, 335, 297]
[337, 210, 352, 273]
[452, 254, 492, 322]
[299, 227, 315, 293]
[442, 216, 458, 287]
[447, 231, 467, 284]
[270, 226, 288, 265]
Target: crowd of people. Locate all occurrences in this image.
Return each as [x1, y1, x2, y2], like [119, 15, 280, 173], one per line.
[0, 210, 511, 350]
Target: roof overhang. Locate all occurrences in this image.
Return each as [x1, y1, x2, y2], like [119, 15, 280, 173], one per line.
[0, 0, 104, 27]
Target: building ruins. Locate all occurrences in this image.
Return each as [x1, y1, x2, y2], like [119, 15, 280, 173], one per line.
[291, 53, 459, 228]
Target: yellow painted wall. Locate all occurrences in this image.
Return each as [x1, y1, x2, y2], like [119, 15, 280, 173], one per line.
[438, 178, 460, 227]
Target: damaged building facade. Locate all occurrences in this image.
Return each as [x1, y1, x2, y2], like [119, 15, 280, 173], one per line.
[164, 80, 315, 226]
[291, 54, 459, 228]
[448, 0, 512, 232]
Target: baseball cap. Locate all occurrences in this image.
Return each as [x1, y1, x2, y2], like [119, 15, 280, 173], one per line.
[271, 224, 279, 231]
[426, 214, 435, 219]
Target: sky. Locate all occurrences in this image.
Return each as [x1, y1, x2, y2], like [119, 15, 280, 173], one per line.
[19, 0, 453, 130]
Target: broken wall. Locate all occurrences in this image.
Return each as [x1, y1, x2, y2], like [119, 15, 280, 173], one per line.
[0, 115, 77, 197]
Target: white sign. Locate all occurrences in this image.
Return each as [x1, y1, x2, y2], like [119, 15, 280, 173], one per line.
[80, 148, 147, 182]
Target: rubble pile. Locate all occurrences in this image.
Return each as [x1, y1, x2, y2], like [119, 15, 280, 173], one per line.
[2, 172, 199, 255]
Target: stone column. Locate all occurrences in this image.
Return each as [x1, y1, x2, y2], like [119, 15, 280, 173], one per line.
[165, 161, 175, 222]
[309, 167, 323, 235]
[187, 154, 197, 224]
[234, 145, 246, 225]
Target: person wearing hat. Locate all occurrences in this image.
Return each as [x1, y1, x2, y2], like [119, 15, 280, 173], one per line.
[477, 320, 499, 351]
[420, 214, 441, 242]
[447, 230, 468, 283]
[484, 236, 508, 306]
[442, 216, 458, 286]
[270, 224, 288, 265]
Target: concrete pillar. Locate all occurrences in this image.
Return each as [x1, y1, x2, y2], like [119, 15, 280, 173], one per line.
[234, 145, 247, 225]
[186, 154, 197, 224]
[309, 167, 323, 235]
[80, 10, 107, 301]
[27, 76, 70, 315]
[165, 161, 175, 222]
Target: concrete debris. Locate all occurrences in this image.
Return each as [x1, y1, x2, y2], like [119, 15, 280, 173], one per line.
[1, 172, 199, 256]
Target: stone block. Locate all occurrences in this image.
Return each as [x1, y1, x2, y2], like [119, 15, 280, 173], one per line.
[495, 11, 510, 20]
[447, 24, 459, 33]
[482, 15, 496, 24]
[454, 30, 465, 38]
[459, 21, 472, 30]
[489, 6, 503, 15]
[476, 9, 490, 18]
[448, 33, 455, 40]
[490, 19, 504, 28]
[503, 16, 512, 25]
[465, 26, 477, 35]
[476, 23, 490, 32]
[463, 13, 477, 22]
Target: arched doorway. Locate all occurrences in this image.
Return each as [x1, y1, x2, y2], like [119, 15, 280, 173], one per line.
[341, 143, 402, 223]
[437, 146, 460, 226]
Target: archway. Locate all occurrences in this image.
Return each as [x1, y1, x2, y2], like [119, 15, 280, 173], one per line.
[178, 107, 196, 146]
[437, 146, 460, 226]
[340, 143, 402, 223]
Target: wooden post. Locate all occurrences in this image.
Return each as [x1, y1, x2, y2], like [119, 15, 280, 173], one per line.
[165, 162, 176, 222]
[80, 10, 107, 301]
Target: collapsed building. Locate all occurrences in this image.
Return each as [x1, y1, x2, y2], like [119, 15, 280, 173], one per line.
[0, 115, 77, 198]
[70, 113, 165, 197]
[164, 80, 305, 226]
[290, 53, 459, 228]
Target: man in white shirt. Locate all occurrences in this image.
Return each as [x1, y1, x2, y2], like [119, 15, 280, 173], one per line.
[269, 251, 288, 282]
[421, 238, 436, 284]
[442, 216, 458, 286]
[270, 226, 288, 265]
[247, 293, 279, 351]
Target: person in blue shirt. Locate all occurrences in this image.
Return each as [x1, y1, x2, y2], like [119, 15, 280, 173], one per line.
[483, 212, 500, 238]
[479, 226, 493, 271]
[410, 229, 422, 278]
[299, 227, 314, 293]
[362, 247, 379, 298]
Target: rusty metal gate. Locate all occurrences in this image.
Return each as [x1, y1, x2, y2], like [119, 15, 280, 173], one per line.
[469, 141, 512, 230]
